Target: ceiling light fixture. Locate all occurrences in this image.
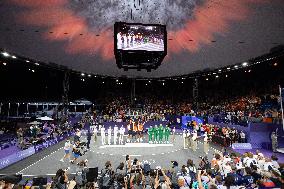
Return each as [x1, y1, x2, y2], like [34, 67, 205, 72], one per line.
[1, 52, 10, 57]
[242, 62, 248, 67]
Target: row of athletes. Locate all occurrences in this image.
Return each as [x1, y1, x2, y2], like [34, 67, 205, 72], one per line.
[91, 121, 173, 145]
[93, 120, 145, 145]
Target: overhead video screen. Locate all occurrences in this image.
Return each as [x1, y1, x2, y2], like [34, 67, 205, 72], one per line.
[115, 23, 166, 52]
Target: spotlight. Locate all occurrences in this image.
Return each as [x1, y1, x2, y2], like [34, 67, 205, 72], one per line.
[215, 75, 219, 78]
[234, 65, 238, 69]
[88, 74, 91, 77]
[218, 70, 222, 72]
[273, 63, 278, 66]
[148, 80, 151, 83]
[3, 62, 7, 66]
[227, 67, 230, 70]
[242, 62, 248, 67]
[146, 83, 148, 86]
[225, 75, 228, 78]
[1, 52, 10, 57]
[116, 79, 119, 82]
[102, 81, 105, 84]
[181, 81, 184, 84]
[248, 70, 251, 73]
[34, 63, 39, 66]
[213, 73, 216, 75]
[81, 73, 85, 76]
[206, 78, 209, 81]
[26, 60, 30, 63]
[31, 69, 35, 72]
[162, 82, 165, 86]
[11, 55, 17, 59]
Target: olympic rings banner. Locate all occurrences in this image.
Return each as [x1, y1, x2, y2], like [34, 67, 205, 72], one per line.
[0, 147, 35, 169]
[0, 133, 73, 169]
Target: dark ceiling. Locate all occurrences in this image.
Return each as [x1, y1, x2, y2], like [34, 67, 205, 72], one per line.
[0, 0, 284, 78]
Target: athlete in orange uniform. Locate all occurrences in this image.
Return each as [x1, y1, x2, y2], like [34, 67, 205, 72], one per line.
[132, 121, 138, 142]
[137, 121, 144, 142]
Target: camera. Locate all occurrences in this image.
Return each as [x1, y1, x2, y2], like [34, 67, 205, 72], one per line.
[130, 169, 141, 173]
[133, 158, 138, 165]
[198, 156, 210, 170]
[155, 166, 163, 176]
[171, 161, 178, 168]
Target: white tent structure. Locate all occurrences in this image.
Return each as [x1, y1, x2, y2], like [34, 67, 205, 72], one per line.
[37, 116, 54, 121]
[28, 121, 41, 125]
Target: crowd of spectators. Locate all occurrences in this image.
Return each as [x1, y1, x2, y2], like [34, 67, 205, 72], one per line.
[93, 92, 282, 126]
[2, 149, 283, 189]
[15, 121, 75, 150]
[0, 119, 78, 152]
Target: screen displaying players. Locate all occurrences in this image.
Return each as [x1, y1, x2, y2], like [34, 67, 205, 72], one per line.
[116, 23, 165, 52]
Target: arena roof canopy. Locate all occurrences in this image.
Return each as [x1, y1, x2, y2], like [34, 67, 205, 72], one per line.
[0, 0, 284, 78]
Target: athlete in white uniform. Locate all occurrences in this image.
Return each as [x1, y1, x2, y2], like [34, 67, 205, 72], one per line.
[93, 125, 98, 143]
[192, 130, 198, 152]
[113, 125, 118, 145]
[203, 132, 209, 155]
[107, 126, 112, 145]
[60, 140, 72, 162]
[183, 130, 188, 149]
[119, 125, 125, 145]
[101, 126, 106, 145]
[172, 127, 176, 143]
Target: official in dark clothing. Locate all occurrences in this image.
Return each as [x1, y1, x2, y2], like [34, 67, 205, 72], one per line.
[86, 130, 92, 149]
